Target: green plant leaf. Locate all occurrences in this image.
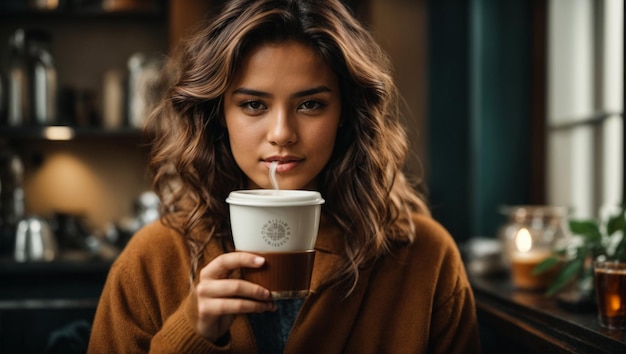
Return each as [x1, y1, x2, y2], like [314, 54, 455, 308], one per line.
[569, 220, 602, 243]
[545, 258, 584, 296]
[608, 205, 626, 261]
[607, 208, 625, 236]
[532, 256, 560, 275]
[614, 235, 626, 262]
[586, 239, 608, 258]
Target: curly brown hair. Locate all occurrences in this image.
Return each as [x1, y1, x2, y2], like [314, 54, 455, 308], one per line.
[148, 0, 429, 290]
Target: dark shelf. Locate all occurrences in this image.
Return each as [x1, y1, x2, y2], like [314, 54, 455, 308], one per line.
[0, 2, 167, 21]
[0, 253, 114, 300]
[0, 257, 114, 276]
[0, 126, 145, 141]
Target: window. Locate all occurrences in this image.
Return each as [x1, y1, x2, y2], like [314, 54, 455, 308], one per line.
[547, 0, 623, 219]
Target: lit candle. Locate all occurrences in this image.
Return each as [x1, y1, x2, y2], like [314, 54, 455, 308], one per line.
[511, 228, 554, 290]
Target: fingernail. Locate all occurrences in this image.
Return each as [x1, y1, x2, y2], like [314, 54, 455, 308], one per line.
[253, 256, 265, 265]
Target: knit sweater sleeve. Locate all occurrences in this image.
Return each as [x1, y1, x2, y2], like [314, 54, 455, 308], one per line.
[150, 295, 231, 353]
[426, 231, 481, 354]
[87, 221, 232, 353]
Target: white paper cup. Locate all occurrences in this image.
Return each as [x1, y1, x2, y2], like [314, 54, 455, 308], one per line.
[226, 189, 325, 252]
[226, 189, 325, 298]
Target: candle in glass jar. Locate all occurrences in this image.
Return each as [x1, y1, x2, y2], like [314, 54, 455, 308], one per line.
[510, 228, 554, 290]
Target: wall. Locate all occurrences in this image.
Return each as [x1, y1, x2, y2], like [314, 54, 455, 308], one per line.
[427, 0, 535, 242]
[367, 0, 428, 180]
[21, 139, 151, 230]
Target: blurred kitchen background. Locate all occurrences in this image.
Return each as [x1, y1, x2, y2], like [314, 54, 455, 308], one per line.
[0, 0, 623, 353]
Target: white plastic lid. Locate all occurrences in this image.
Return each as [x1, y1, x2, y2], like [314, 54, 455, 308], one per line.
[226, 189, 325, 207]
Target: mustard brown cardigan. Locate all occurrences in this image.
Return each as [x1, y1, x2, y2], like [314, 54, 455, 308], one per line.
[88, 214, 480, 353]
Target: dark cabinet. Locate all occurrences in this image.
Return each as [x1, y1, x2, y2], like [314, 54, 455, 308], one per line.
[0, 259, 112, 353]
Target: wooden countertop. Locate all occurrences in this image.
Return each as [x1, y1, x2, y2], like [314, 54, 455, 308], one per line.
[470, 273, 626, 354]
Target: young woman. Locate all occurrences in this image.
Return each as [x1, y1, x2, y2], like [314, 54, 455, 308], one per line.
[88, 0, 480, 353]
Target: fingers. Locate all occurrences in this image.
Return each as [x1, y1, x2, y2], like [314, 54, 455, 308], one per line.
[195, 251, 276, 316]
[196, 278, 270, 301]
[200, 252, 265, 280]
[196, 295, 276, 318]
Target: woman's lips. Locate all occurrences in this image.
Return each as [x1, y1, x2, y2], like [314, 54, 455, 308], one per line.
[263, 159, 302, 172]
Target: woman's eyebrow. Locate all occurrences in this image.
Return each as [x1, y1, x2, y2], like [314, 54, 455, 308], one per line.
[232, 88, 271, 97]
[231, 86, 332, 98]
[292, 86, 332, 98]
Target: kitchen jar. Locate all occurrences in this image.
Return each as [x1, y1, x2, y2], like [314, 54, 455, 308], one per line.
[498, 205, 570, 289]
[5, 28, 58, 126]
[127, 52, 161, 129]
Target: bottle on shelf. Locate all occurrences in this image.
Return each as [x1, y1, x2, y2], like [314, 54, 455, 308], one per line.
[5, 28, 58, 127]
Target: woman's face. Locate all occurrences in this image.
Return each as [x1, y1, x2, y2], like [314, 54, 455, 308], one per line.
[224, 41, 342, 190]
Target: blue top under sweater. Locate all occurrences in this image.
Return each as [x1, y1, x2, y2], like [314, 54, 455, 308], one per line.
[248, 298, 305, 354]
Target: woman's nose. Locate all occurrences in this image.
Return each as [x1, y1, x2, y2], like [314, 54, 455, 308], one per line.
[267, 108, 297, 146]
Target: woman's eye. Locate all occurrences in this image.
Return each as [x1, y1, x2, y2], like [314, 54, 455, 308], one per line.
[299, 100, 325, 111]
[240, 100, 266, 112]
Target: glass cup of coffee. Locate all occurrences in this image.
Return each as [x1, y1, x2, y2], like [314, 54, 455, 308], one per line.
[593, 260, 626, 329]
[226, 189, 325, 299]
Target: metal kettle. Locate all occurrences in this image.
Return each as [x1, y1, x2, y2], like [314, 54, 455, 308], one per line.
[14, 216, 58, 262]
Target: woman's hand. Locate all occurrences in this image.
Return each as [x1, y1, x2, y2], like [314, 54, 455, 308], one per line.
[193, 252, 276, 342]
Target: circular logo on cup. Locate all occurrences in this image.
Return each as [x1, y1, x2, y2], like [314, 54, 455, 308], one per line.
[262, 218, 291, 247]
